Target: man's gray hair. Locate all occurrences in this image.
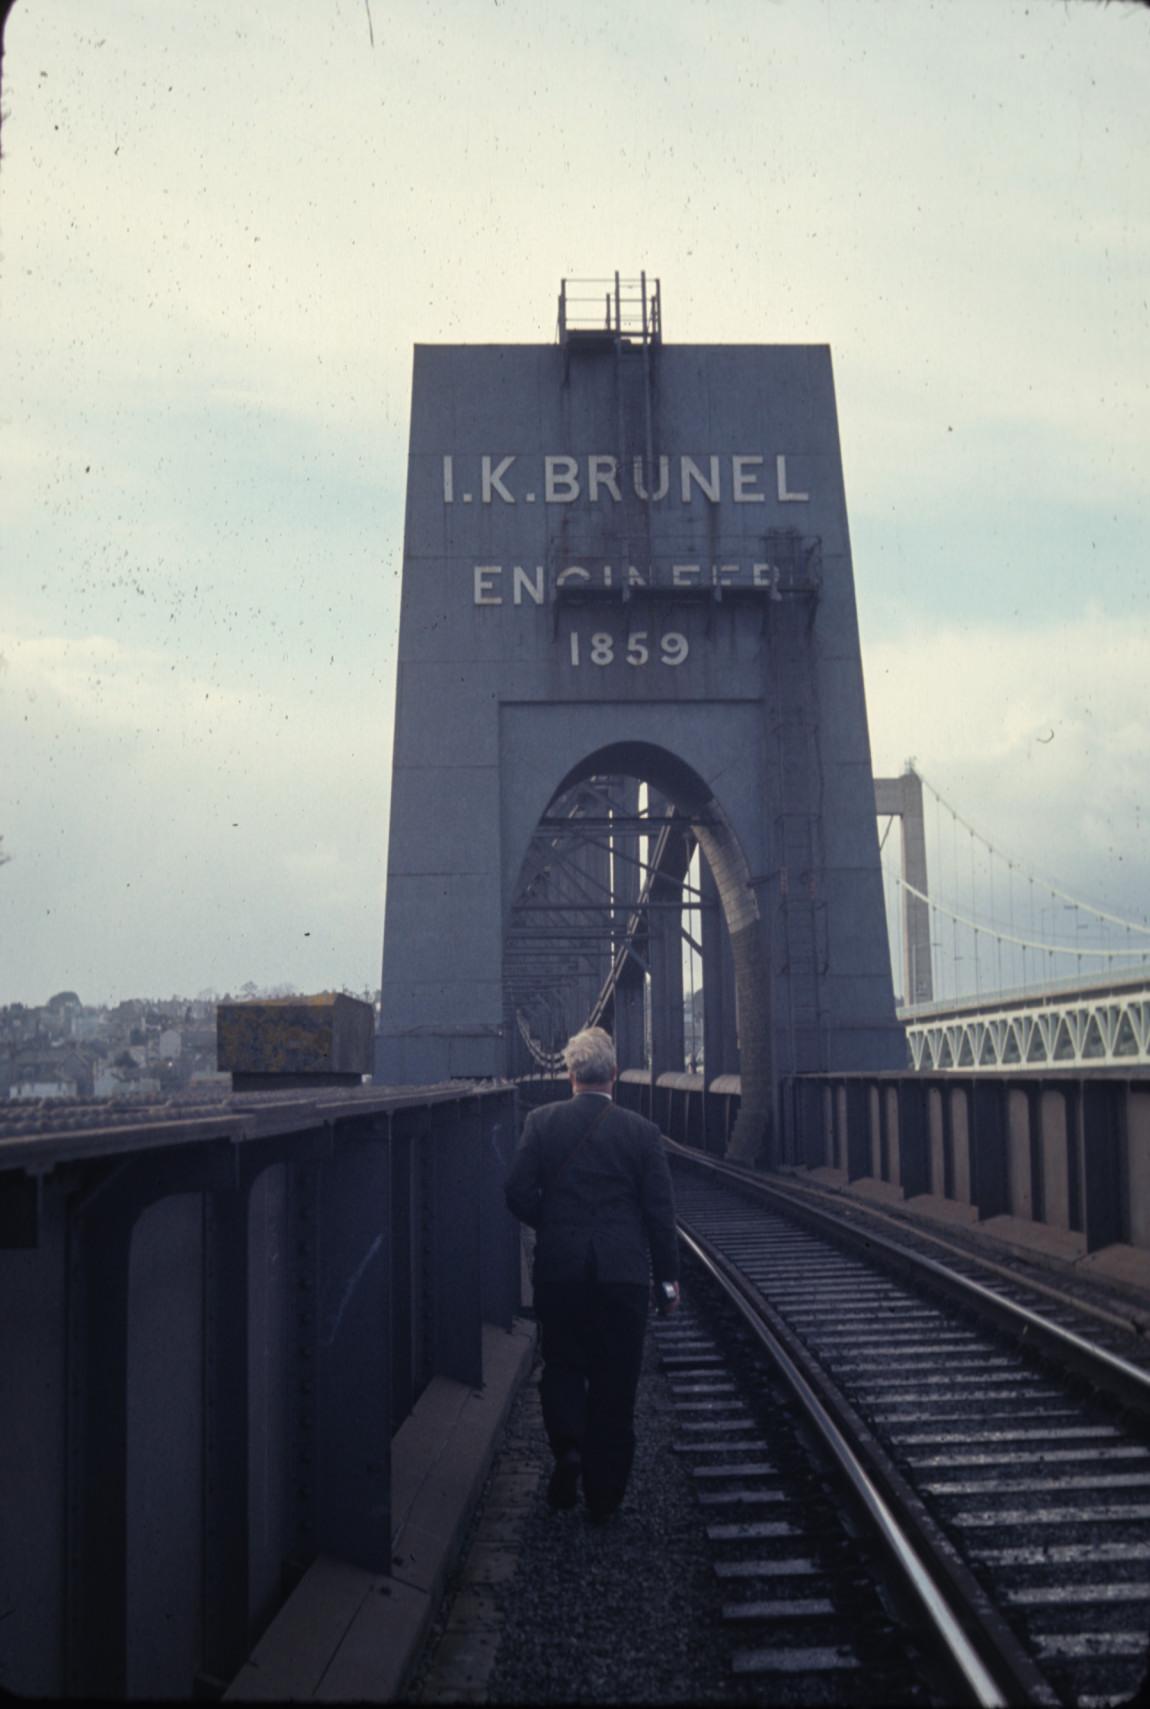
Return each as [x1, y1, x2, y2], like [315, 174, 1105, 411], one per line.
[563, 1026, 617, 1085]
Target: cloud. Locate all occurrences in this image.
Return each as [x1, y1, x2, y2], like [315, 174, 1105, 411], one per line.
[864, 606, 1150, 922]
[1, 0, 1147, 1012]
[0, 630, 393, 1004]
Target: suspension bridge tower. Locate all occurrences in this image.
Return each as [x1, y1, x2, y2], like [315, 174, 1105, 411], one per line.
[376, 276, 905, 1159]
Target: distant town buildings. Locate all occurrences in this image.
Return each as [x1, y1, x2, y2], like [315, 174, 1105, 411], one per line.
[0, 986, 381, 1101]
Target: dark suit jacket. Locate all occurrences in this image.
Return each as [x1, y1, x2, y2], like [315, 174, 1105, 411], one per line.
[505, 1093, 679, 1288]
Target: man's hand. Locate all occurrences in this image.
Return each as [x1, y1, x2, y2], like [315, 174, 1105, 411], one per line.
[656, 1280, 681, 1315]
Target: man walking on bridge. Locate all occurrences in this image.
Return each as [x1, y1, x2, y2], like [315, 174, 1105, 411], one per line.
[505, 1027, 680, 1523]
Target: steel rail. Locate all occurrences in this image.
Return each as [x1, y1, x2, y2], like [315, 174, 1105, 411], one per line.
[726, 1153, 1149, 1338]
[669, 1142, 1150, 1419]
[676, 1219, 1053, 1708]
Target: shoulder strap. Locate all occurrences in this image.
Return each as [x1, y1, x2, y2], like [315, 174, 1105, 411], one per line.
[549, 1100, 614, 1187]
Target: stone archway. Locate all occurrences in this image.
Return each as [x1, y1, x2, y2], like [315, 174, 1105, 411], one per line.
[375, 331, 905, 1143]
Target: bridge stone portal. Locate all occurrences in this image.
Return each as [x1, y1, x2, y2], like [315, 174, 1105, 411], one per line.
[376, 279, 904, 1159]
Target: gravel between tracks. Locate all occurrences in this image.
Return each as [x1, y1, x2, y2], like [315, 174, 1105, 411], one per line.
[413, 1311, 733, 1703]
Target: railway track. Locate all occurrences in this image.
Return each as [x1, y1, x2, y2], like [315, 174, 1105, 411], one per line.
[653, 1289, 946, 1704]
[668, 1147, 1150, 1708]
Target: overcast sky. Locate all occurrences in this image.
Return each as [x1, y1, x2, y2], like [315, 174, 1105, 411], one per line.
[1, 0, 1147, 1007]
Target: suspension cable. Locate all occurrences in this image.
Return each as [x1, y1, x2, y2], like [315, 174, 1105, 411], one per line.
[918, 772, 1150, 937]
[894, 875, 1150, 958]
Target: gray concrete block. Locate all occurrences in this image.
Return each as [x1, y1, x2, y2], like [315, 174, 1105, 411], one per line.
[313, 1577, 429, 1702]
[225, 1321, 536, 1703]
[224, 1556, 380, 1700]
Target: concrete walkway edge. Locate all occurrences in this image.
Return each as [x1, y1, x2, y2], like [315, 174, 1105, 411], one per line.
[225, 1317, 537, 1702]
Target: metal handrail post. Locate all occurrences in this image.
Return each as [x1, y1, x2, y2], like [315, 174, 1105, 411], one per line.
[641, 269, 655, 518]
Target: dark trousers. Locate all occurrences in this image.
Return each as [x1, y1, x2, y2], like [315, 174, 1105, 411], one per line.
[533, 1276, 648, 1506]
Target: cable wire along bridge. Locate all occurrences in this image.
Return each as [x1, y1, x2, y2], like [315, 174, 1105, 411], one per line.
[876, 765, 1150, 1072]
[3, 277, 1149, 1705]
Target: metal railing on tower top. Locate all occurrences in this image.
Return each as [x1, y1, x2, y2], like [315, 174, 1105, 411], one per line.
[557, 271, 662, 346]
